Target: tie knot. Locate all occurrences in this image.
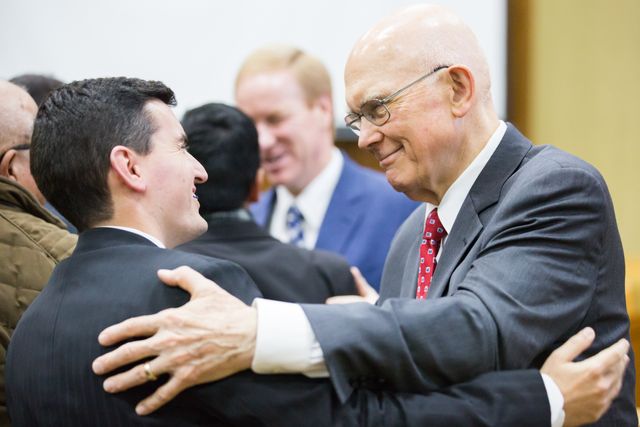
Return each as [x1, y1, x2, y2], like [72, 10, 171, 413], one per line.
[286, 205, 304, 227]
[423, 208, 446, 242]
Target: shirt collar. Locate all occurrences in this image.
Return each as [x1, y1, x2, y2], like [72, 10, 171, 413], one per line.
[425, 120, 507, 232]
[275, 147, 343, 231]
[97, 225, 166, 248]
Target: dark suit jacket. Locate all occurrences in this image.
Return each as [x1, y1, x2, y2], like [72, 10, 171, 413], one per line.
[251, 153, 420, 290]
[7, 227, 550, 426]
[302, 124, 637, 426]
[178, 213, 357, 303]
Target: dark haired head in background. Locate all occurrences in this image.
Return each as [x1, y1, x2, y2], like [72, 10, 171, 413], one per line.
[182, 103, 260, 214]
[30, 77, 175, 231]
[178, 102, 357, 303]
[9, 74, 64, 106]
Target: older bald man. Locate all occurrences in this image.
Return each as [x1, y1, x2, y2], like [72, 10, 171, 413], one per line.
[92, 5, 635, 426]
[0, 81, 77, 425]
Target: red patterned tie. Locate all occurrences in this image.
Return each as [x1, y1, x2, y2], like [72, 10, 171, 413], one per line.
[416, 209, 447, 300]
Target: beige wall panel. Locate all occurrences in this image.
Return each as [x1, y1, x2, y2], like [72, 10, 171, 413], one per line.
[524, 0, 640, 255]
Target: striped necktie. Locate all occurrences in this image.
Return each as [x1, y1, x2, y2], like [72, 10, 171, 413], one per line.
[286, 205, 305, 247]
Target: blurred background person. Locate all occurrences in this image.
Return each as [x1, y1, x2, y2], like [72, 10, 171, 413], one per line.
[9, 73, 77, 233]
[178, 102, 357, 303]
[236, 45, 420, 290]
[0, 80, 76, 426]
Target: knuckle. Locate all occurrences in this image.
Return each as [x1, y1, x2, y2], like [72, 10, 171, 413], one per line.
[176, 365, 199, 383]
[154, 389, 171, 404]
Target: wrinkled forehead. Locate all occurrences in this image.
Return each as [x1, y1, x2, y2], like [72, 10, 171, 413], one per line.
[344, 42, 420, 110]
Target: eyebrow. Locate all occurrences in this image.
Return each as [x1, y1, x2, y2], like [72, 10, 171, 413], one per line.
[349, 90, 388, 114]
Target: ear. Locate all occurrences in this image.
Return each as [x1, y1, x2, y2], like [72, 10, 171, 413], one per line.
[248, 168, 265, 202]
[311, 94, 334, 127]
[0, 149, 18, 181]
[109, 145, 146, 192]
[446, 65, 475, 117]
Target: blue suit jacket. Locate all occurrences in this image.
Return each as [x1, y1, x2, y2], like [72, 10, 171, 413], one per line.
[251, 153, 420, 289]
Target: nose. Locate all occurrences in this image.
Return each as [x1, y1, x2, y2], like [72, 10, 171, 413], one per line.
[191, 155, 208, 184]
[357, 119, 383, 151]
[256, 122, 276, 151]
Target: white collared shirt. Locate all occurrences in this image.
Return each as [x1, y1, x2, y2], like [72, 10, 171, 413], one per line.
[425, 120, 506, 259]
[270, 148, 343, 249]
[251, 121, 564, 426]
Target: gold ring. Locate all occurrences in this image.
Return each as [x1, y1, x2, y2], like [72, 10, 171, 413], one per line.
[143, 362, 157, 381]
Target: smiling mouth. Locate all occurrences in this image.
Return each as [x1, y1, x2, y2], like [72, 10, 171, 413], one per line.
[378, 147, 403, 167]
[264, 152, 286, 165]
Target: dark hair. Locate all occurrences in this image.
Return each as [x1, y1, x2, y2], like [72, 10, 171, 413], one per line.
[181, 103, 259, 214]
[30, 77, 176, 231]
[9, 73, 64, 106]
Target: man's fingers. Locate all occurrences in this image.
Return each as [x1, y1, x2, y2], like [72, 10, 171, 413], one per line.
[326, 295, 369, 305]
[157, 266, 221, 299]
[583, 338, 630, 373]
[135, 377, 187, 415]
[97, 314, 160, 346]
[549, 327, 596, 363]
[93, 336, 158, 375]
[350, 267, 378, 303]
[102, 360, 164, 393]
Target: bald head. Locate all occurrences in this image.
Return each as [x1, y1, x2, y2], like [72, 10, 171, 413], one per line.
[344, 5, 500, 204]
[0, 81, 38, 152]
[346, 4, 492, 105]
[0, 81, 44, 204]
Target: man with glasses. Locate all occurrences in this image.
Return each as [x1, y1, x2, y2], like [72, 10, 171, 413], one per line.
[236, 45, 419, 290]
[0, 81, 77, 426]
[93, 5, 635, 425]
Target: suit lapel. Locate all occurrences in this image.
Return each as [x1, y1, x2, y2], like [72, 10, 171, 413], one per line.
[315, 155, 363, 253]
[400, 231, 424, 298]
[427, 124, 533, 298]
[250, 189, 276, 228]
[427, 204, 482, 298]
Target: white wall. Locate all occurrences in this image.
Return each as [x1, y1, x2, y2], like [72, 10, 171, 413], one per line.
[0, 0, 507, 125]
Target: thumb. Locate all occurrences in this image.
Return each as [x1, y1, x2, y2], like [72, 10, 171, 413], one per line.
[548, 327, 596, 363]
[157, 266, 220, 299]
[351, 267, 378, 303]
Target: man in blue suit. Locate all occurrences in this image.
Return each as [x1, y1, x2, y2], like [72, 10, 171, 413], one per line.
[238, 45, 419, 289]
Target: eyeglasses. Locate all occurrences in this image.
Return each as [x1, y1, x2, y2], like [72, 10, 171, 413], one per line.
[344, 65, 450, 135]
[0, 144, 30, 165]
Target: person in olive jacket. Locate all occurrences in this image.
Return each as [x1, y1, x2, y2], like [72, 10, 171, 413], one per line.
[0, 81, 77, 426]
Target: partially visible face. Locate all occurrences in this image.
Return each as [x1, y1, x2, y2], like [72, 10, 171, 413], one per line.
[345, 52, 460, 203]
[11, 148, 46, 205]
[235, 70, 332, 194]
[137, 100, 208, 247]
[0, 88, 46, 204]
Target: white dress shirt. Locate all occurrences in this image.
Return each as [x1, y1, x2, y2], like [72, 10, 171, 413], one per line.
[270, 148, 343, 249]
[251, 121, 564, 426]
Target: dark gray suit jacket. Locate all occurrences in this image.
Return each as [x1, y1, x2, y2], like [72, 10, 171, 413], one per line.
[303, 124, 636, 426]
[7, 227, 550, 426]
[178, 213, 356, 303]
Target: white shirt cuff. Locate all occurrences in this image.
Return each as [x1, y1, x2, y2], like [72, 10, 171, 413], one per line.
[541, 373, 566, 427]
[251, 298, 328, 377]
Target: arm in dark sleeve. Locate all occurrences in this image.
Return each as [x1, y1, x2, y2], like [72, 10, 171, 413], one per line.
[304, 166, 619, 401]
